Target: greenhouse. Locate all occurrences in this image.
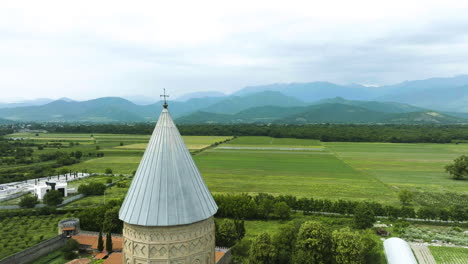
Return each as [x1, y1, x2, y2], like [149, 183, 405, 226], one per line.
[384, 237, 418, 264]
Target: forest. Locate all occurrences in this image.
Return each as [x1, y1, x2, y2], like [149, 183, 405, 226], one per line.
[6, 123, 468, 143]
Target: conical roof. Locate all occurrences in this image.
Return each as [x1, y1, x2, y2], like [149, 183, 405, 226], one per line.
[119, 107, 218, 226]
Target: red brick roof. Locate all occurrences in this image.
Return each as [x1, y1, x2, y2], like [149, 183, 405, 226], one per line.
[215, 251, 225, 262]
[104, 252, 123, 264]
[66, 259, 90, 264]
[71, 235, 123, 251]
[95, 252, 108, 259]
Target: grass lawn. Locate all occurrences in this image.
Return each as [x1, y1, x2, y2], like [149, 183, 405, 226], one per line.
[429, 246, 468, 264]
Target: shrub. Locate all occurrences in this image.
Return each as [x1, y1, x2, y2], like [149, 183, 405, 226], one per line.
[43, 190, 63, 206]
[19, 195, 39, 208]
[78, 182, 106, 196]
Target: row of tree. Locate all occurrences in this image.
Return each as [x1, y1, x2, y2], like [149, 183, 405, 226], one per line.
[78, 182, 106, 195]
[214, 193, 468, 222]
[12, 123, 468, 143]
[248, 221, 382, 264]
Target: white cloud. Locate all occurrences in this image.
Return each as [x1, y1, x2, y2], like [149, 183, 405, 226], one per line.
[1, 0, 468, 101]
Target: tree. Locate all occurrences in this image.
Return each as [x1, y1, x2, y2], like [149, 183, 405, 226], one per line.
[215, 219, 238, 247]
[59, 168, 69, 176]
[19, 195, 38, 208]
[62, 238, 80, 260]
[332, 228, 366, 264]
[234, 219, 246, 241]
[353, 203, 375, 229]
[103, 207, 123, 233]
[398, 189, 414, 205]
[292, 221, 331, 264]
[273, 201, 291, 220]
[249, 233, 276, 264]
[105, 168, 113, 174]
[272, 223, 298, 264]
[78, 182, 106, 195]
[43, 190, 63, 206]
[74, 151, 83, 159]
[106, 232, 113, 253]
[97, 231, 104, 252]
[445, 155, 468, 179]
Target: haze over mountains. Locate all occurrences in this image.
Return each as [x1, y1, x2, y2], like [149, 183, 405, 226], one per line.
[1, 75, 468, 124]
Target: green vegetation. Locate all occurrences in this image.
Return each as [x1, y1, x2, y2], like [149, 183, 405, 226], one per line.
[43, 190, 63, 206]
[62, 238, 80, 260]
[51, 135, 468, 207]
[224, 136, 321, 147]
[0, 133, 232, 182]
[97, 231, 104, 252]
[19, 194, 38, 208]
[445, 155, 468, 180]
[0, 214, 73, 259]
[429, 246, 468, 264]
[31, 249, 66, 264]
[106, 233, 113, 253]
[0, 134, 467, 263]
[401, 225, 468, 246]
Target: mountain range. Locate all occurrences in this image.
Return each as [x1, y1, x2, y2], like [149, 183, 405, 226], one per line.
[1, 75, 468, 124]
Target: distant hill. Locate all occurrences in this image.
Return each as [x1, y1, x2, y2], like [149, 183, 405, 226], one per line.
[313, 97, 423, 113]
[0, 96, 228, 122]
[200, 91, 306, 114]
[0, 118, 14, 124]
[233, 82, 380, 102]
[175, 91, 225, 101]
[0, 97, 155, 122]
[177, 102, 467, 125]
[0, 98, 56, 109]
[377, 75, 468, 112]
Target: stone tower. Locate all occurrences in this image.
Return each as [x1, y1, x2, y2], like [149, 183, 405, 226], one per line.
[119, 103, 218, 264]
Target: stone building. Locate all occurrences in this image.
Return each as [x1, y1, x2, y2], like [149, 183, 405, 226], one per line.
[119, 102, 218, 264]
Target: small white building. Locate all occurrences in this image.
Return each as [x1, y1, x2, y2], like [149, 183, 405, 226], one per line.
[34, 182, 68, 200]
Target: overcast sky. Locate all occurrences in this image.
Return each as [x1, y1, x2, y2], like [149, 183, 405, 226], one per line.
[1, 0, 468, 101]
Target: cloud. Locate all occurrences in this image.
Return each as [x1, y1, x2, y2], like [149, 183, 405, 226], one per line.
[1, 0, 468, 101]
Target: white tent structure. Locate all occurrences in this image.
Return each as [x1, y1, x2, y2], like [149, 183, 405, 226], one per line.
[384, 237, 418, 264]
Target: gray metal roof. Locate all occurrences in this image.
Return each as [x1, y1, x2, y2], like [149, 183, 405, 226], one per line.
[119, 107, 218, 226]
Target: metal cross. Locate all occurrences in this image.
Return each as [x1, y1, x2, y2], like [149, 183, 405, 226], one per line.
[160, 88, 169, 108]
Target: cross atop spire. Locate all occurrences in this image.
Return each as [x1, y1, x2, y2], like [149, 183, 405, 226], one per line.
[160, 88, 169, 109]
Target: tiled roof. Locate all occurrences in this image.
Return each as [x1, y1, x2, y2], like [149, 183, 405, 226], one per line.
[215, 251, 225, 262]
[119, 107, 218, 226]
[71, 235, 122, 251]
[66, 259, 90, 264]
[95, 252, 108, 259]
[104, 252, 123, 264]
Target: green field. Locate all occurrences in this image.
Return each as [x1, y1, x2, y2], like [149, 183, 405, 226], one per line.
[429, 246, 468, 264]
[224, 136, 322, 148]
[324, 142, 468, 194]
[4, 134, 468, 205]
[3, 133, 232, 175]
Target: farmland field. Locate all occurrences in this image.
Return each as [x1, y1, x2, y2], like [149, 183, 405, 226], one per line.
[0, 214, 74, 259]
[324, 142, 468, 194]
[429, 246, 468, 264]
[4, 134, 468, 205]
